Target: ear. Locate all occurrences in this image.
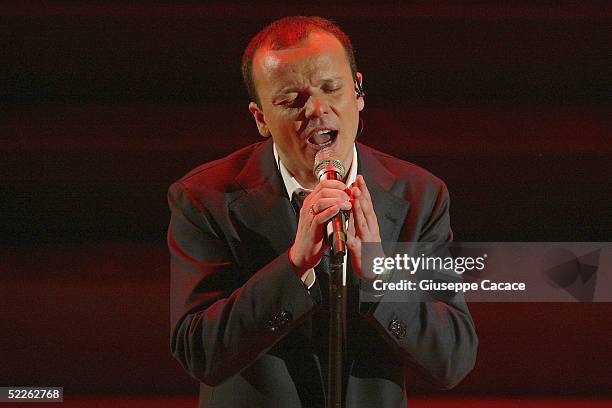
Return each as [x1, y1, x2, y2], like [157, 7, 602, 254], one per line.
[248, 102, 271, 137]
[356, 72, 365, 112]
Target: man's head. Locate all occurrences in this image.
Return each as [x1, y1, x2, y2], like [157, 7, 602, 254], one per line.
[242, 16, 364, 187]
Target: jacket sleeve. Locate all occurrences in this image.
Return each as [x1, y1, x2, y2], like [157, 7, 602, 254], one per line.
[363, 181, 478, 389]
[167, 181, 317, 386]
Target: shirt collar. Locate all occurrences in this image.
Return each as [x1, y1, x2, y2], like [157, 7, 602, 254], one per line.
[273, 143, 358, 199]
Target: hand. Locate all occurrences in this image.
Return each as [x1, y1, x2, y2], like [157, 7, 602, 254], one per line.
[347, 175, 383, 280]
[289, 179, 352, 276]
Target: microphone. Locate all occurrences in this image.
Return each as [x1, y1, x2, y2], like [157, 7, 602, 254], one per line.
[313, 148, 348, 408]
[313, 148, 347, 256]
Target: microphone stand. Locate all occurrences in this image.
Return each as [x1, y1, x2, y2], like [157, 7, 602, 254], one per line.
[313, 150, 348, 408]
[327, 211, 347, 408]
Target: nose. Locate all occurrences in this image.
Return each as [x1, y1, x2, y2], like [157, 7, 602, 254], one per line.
[304, 95, 329, 119]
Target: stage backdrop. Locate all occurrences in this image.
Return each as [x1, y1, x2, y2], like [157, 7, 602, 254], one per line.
[2, 1, 611, 398]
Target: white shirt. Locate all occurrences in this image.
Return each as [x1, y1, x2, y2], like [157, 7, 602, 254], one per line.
[273, 143, 358, 289]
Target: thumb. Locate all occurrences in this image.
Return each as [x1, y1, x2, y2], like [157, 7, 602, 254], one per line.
[346, 215, 361, 252]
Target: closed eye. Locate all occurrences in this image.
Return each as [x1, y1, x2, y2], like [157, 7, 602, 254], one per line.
[322, 85, 342, 94]
[277, 93, 308, 109]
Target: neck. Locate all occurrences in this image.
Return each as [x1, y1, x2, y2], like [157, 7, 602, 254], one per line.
[291, 168, 318, 190]
[291, 150, 354, 190]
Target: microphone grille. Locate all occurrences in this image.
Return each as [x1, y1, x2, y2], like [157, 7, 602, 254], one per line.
[313, 148, 346, 180]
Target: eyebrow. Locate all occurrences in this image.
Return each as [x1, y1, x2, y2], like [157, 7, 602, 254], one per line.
[273, 76, 345, 96]
[321, 76, 344, 83]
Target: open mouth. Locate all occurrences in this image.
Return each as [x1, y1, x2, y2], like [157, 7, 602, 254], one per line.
[306, 129, 339, 149]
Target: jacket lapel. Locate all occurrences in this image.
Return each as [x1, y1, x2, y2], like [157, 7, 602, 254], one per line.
[356, 143, 410, 246]
[229, 139, 297, 258]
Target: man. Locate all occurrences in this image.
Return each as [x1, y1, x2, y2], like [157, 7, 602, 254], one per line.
[167, 16, 477, 408]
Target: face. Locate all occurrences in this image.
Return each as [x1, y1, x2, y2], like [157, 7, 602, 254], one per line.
[249, 31, 364, 186]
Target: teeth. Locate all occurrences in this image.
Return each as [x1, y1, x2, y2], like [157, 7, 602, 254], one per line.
[309, 129, 335, 145]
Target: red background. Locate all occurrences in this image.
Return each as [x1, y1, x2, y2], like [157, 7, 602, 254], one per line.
[2, 1, 611, 406]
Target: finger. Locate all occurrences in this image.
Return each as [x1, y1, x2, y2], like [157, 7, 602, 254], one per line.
[347, 213, 357, 244]
[351, 184, 371, 231]
[357, 197, 378, 235]
[312, 204, 340, 225]
[312, 197, 352, 213]
[355, 176, 374, 214]
[317, 188, 352, 201]
[353, 190, 373, 220]
[311, 179, 347, 195]
[305, 188, 350, 207]
[299, 201, 318, 227]
[346, 232, 360, 252]
[355, 176, 378, 232]
[357, 175, 372, 201]
[347, 214, 362, 254]
[346, 216, 362, 272]
[347, 211, 355, 236]
[352, 196, 369, 235]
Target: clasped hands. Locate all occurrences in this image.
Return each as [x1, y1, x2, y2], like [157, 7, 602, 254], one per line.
[288, 175, 381, 281]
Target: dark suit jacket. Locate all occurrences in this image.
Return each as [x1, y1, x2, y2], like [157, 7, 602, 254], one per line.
[167, 139, 477, 408]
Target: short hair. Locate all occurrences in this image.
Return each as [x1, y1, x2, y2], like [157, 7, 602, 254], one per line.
[241, 16, 358, 106]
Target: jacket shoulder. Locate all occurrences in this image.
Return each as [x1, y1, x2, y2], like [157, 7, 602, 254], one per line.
[359, 143, 447, 191]
[173, 141, 264, 192]
[167, 141, 267, 215]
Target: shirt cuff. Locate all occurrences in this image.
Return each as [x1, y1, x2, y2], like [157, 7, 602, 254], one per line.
[301, 268, 316, 290]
